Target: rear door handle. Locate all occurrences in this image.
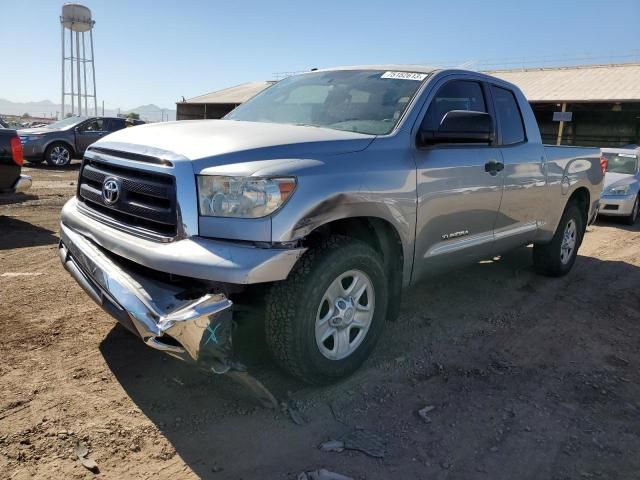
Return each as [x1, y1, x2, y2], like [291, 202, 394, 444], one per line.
[484, 160, 504, 174]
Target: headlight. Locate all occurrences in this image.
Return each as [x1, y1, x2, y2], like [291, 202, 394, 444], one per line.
[605, 184, 631, 196]
[197, 175, 296, 218]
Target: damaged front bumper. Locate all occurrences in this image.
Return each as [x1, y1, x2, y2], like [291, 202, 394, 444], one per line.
[59, 223, 234, 365]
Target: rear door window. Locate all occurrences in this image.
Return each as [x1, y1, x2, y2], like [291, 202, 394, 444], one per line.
[107, 119, 126, 132]
[79, 119, 105, 132]
[491, 86, 525, 145]
[424, 80, 486, 130]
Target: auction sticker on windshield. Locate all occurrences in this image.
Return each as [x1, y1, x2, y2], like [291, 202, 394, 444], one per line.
[381, 71, 428, 81]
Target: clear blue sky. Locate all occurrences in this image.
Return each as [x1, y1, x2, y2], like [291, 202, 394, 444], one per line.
[1, 0, 639, 110]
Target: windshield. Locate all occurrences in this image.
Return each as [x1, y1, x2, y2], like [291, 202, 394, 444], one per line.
[225, 70, 428, 135]
[604, 152, 638, 175]
[45, 116, 89, 130]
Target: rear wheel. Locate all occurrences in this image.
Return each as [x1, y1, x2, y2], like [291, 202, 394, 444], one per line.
[533, 202, 583, 277]
[265, 235, 388, 384]
[623, 195, 639, 225]
[45, 142, 72, 167]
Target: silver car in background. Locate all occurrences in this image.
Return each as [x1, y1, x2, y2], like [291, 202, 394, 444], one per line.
[599, 147, 640, 224]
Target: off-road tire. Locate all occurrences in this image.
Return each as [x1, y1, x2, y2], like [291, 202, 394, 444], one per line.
[623, 195, 639, 225]
[533, 202, 583, 277]
[45, 142, 72, 167]
[265, 235, 388, 384]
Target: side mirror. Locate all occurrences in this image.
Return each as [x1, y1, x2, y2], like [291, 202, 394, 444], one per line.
[418, 110, 495, 146]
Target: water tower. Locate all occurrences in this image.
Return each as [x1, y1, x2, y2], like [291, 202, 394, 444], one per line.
[60, 3, 97, 118]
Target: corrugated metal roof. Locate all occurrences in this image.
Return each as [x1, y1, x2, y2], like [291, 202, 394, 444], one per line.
[183, 63, 640, 106]
[486, 63, 640, 102]
[182, 81, 276, 104]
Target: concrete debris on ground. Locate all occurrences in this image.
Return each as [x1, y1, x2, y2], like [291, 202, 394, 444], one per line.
[319, 429, 386, 458]
[319, 440, 345, 452]
[282, 400, 307, 426]
[297, 468, 354, 480]
[74, 440, 99, 473]
[418, 405, 436, 423]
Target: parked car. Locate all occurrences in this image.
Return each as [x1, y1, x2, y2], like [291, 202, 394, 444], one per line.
[0, 118, 10, 129]
[599, 146, 640, 224]
[18, 116, 144, 167]
[0, 128, 31, 195]
[59, 66, 604, 385]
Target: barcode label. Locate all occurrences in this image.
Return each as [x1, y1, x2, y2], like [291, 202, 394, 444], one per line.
[381, 71, 428, 81]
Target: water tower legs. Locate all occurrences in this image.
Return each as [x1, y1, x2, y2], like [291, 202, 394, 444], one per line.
[90, 29, 97, 116]
[61, 24, 65, 118]
[82, 32, 88, 115]
[60, 4, 97, 118]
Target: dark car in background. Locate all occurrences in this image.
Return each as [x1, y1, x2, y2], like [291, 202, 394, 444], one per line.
[0, 128, 31, 195]
[18, 116, 144, 167]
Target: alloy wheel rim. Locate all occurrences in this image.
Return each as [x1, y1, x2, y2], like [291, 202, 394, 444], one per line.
[50, 146, 70, 166]
[560, 218, 577, 265]
[315, 269, 375, 361]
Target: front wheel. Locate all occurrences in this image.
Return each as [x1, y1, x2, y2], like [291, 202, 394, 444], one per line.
[533, 202, 583, 277]
[265, 235, 388, 384]
[623, 195, 639, 225]
[45, 142, 72, 167]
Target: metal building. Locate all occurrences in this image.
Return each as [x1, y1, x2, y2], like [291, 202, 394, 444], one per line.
[489, 63, 640, 146]
[176, 81, 275, 120]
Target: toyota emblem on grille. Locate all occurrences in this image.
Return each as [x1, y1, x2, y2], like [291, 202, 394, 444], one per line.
[102, 177, 121, 205]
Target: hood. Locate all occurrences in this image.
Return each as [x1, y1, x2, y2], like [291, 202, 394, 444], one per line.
[93, 120, 375, 165]
[17, 128, 51, 135]
[603, 171, 637, 189]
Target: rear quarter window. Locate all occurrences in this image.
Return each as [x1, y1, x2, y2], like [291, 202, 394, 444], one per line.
[492, 86, 526, 145]
[108, 119, 126, 132]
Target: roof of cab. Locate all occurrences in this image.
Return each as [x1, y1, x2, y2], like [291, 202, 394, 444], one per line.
[314, 65, 440, 74]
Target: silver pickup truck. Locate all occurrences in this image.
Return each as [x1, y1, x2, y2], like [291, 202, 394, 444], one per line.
[59, 66, 603, 385]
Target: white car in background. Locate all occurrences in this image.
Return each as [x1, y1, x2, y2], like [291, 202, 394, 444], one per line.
[599, 146, 640, 225]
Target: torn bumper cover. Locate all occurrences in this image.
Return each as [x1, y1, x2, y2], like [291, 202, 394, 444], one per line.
[60, 197, 306, 284]
[59, 223, 235, 365]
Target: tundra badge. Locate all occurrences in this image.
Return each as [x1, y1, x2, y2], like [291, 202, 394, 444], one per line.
[442, 230, 469, 240]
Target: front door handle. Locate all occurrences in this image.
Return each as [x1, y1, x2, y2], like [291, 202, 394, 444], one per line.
[484, 160, 504, 175]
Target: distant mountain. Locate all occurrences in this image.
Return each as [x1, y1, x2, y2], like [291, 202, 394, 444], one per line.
[0, 98, 176, 122]
[124, 104, 175, 122]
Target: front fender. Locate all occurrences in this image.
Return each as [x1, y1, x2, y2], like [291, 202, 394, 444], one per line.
[271, 143, 417, 286]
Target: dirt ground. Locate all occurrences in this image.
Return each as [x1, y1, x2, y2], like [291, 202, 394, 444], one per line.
[1, 163, 639, 480]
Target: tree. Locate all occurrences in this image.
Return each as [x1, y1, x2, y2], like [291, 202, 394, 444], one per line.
[126, 112, 140, 120]
[22, 112, 31, 118]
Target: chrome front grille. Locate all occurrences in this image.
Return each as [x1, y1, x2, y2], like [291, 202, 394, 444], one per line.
[77, 157, 177, 238]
